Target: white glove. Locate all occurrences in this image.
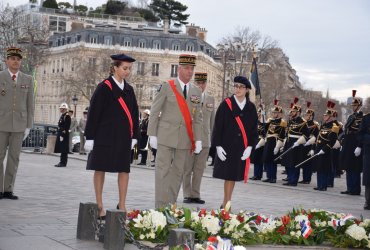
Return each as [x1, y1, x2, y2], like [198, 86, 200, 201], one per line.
[84, 140, 94, 152]
[292, 141, 299, 148]
[241, 146, 252, 160]
[59, 136, 64, 142]
[23, 128, 30, 141]
[309, 150, 314, 156]
[255, 138, 265, 149]
[295, 136, 306, 146]
[318, 149, 325, 155]
[194, 140, 202, 154]
[304, 136, 316, 146]
[149, 136, 157, 149]
[131, 139, 137, 150]
[216, 146, 227, 161]
[273, 147, 279, 155]
[333, 140, 341, 149]
[354, 147, 361, 157]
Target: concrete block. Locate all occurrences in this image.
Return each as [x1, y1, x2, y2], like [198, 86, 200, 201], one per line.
[103, 209, 126, 250]
[76, 202, 98, 241]
[168, 228, 195, 250]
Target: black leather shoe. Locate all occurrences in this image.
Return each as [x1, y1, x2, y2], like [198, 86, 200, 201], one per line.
[298, 180, 310, 184]
[327, 184, 333, 188]
[68, 151, 74, 154]
[54, 163, 66, 167]
[3, 192, 18, 200]
[282, 178, 289, 181]
[283, 183, 291, 186]
[249, 176, 261, 180]
[349, 192, 361, 196]
[192, 198, 205, 204]
[0, 192, 3, 199]
[137, 163, 146, 166]
[270, 179, 276, 183]
[341, 191, 350, 194]
[183, 197, 193, 203]
[313, 187, 319, 190]
[262, 179, 270, 182]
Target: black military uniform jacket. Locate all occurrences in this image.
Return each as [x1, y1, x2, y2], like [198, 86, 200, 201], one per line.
[262, 117, 286, 163]
[251, 120, 267, 165]
[339, 111, 363, 171]
[54, 112, 71, 153]
[312, 120, 338, 171]
[358, 113, 370, 186]
[301, 119, 320, 164]
[281, 116, 310, 167]
[138, 117, 149, 150]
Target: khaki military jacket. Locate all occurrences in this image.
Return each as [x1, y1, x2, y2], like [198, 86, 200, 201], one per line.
[148, 78, 203, 149]
[0, 70, 34, 132]
[200, 93, 215, 148]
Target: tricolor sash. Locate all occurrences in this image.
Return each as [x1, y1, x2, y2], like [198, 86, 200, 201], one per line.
[168, 80, 195, 152]
[225, 98, 250, 183]
[104, 80, 133, 138]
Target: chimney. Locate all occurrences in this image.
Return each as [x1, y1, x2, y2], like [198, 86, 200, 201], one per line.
[163, 18, 169, 34]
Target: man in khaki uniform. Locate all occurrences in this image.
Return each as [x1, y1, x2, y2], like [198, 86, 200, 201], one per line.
[78, 108, 88, 155]
[0, 47, 34, 200]
[183, 72, 215, 204]
[68, 109, 77, 154]
[148, 54, 203, 208]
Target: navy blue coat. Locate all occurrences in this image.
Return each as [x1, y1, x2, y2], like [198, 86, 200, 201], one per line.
[54, 112, 71, 153]
[358, 113, 370, 186]
[85, 76, 139, 173]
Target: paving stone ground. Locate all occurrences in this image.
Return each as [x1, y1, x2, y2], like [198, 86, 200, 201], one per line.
[0, 151, 368, 250]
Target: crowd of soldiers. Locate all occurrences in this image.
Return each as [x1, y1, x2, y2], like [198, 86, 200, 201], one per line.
[249, 90, 369, 210]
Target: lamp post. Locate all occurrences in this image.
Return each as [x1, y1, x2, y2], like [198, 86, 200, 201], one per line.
[72, 95, 78, 117]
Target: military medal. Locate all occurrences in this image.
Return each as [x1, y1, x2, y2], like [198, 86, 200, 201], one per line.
[1, 89, 5, 96]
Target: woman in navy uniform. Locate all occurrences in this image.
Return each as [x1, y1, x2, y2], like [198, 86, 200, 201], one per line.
[212, 76, 258, 208]
[54, 103, 71, 167]
[358, 112, 370, 209]
[311, 101, 338, 191]
[84, 53, 139, 217]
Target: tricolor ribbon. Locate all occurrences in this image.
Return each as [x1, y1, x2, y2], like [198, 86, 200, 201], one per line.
[300, 220, 312, 239]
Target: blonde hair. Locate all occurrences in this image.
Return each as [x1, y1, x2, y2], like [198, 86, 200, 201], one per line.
[109, 60, 123, 75]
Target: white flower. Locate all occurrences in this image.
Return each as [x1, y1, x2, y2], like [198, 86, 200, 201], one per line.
[200, 214, 221, 235]
[360, 219, 370, 227]
[195, 243, 205, 250]
[150, 210, 167, 231]
[191, 212, 200, 222]
[294, 215, 309, 223]
[320, 221, 327, 227]
[139, 234, 145, 240]
[233, 246, 246, 250]
[290, 231, 295, 236]
[346, 224, 368, 241]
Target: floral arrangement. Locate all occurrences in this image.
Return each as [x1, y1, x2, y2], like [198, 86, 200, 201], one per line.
[125, 204, 370, 249]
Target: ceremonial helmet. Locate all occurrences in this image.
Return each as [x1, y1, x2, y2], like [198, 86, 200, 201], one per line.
[290, 97, 301, 112]
[324, 100, 336, 116]
[59, 103, 69, 110]
[351, 90, 362, 106]
[305, 101, 315, 116]
[143, 109, 151, 115]
[271, 99, 283, 113]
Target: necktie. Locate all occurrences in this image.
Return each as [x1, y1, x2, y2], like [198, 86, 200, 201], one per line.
[183, 84, 187, 99]
[12, 74, 16, 81]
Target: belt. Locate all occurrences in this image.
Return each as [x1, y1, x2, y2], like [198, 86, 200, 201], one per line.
[288, 134, 301, 139]
[267, 134, 278, 138]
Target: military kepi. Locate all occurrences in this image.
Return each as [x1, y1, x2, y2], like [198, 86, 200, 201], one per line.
[6, 47, 23, 59]
[234, 76, 251, 89]
[179, 54, 196, 66]
[110, 53, 135, 62]
[194, 72, 207, 82]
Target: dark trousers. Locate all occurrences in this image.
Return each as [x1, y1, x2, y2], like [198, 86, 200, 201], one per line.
[287, 166, 299, 184]
[365, 186, 370, 207]
[346, 169, 361, 194]
[254, 163, 263, 178]
[265, 162, 277, 181]
[302, 164, 312, 182]
[60, 152, 68, 165]
[317, 169, 328, 189]
[327, 167, 335, 187]
[139, 150, 148, 164]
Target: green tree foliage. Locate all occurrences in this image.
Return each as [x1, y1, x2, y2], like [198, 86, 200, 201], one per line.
[104, 0, 127, 15]
[75, 5, 88, 13]
[58, 2, 72, 8]
[149, 0, 189, 27]
[42, 0, 58, 9]
[132, 7, 159, 22]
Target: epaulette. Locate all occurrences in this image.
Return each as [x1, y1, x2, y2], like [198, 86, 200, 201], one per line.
[280, 119, 287, 128]
[331, 124, 339, 134]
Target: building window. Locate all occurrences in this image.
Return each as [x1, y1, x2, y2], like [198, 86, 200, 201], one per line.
[89, 58, 96, 69]
[123, 38, 132, 47]
[76, 34, 81, 42]
[137, 62, 145, 75]
[104, 36, 112, 45]
[90, 35, 98, 44]
[186, 43, 194, 51]
[152, 63, 159, 76]
[153, 40, 161, 49]
[170, 64, 178, 77]
[138, 39, 146, 48]
[172, 42, 180, 51]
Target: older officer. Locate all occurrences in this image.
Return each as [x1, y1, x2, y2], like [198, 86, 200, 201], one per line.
[340, 90, 363, 195]
[0, 47, 34, 200]
[148, 54, 203, 208]
[54, 103, 71, 167]
[78, 108, 88, 155]
[358, 112, 370, 209]
[183, 72, 215, 204]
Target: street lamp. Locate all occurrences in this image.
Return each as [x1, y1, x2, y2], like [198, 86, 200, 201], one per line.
[72, 95, 78, 117]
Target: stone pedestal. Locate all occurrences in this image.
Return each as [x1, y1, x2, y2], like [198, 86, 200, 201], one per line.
[104, 209, 126, 250]
[168, 228, 195, 249]
[46, 135, 56, 154]
[76, 202, 98, 240]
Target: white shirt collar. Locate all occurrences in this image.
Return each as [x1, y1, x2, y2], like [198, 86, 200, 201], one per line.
[233, 95, 246, 110]
[177, 77, 190, 92]
[112, 76, 124, 90]
[8, 69, 19, 81]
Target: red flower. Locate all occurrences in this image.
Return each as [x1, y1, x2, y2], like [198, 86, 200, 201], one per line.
[237, 214, 244, 223]
[281, 215, 290, 225]
[211, 209, 216, 216]
[307, 213, 314, 220]
[198, 208, 207, 217]
[256, 215, 262, 225]
[208, 236, 218, 243]
[128, 209, 140, 219]
[221, 210, 231, 220]
[276, 225, 287, 235]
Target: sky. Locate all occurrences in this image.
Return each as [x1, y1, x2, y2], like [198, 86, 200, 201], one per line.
[3, 0, 370, 103]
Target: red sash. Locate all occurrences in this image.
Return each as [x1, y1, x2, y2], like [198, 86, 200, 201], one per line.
[225, 98, 250, 183]
[168, 80, 195, 152]
[104, 80, 133, 138]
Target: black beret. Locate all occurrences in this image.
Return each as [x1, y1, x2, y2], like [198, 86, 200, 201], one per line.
[234, 76, 251, 89]
[110, 53, 136, 62]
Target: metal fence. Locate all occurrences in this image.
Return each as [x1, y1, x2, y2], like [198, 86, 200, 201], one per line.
[22, 128, 47, 153]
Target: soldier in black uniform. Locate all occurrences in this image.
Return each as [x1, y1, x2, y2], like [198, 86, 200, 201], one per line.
[340, 90, 363, 195]
[250, 106, 267, 180]
[311, 101, 339, 191]
[358, 112, 370, 209]
[138, 109, 150, 165]
[261, 100, 286, 183]
[54, 103, 71, 167]
[328, 110, 343, 187]
[300, 101, 319, 184]
[282, 97, 309, 186]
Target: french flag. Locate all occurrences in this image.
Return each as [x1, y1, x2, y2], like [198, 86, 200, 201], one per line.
[300, 220, 312, 239]
[332, 214, 354, 229]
